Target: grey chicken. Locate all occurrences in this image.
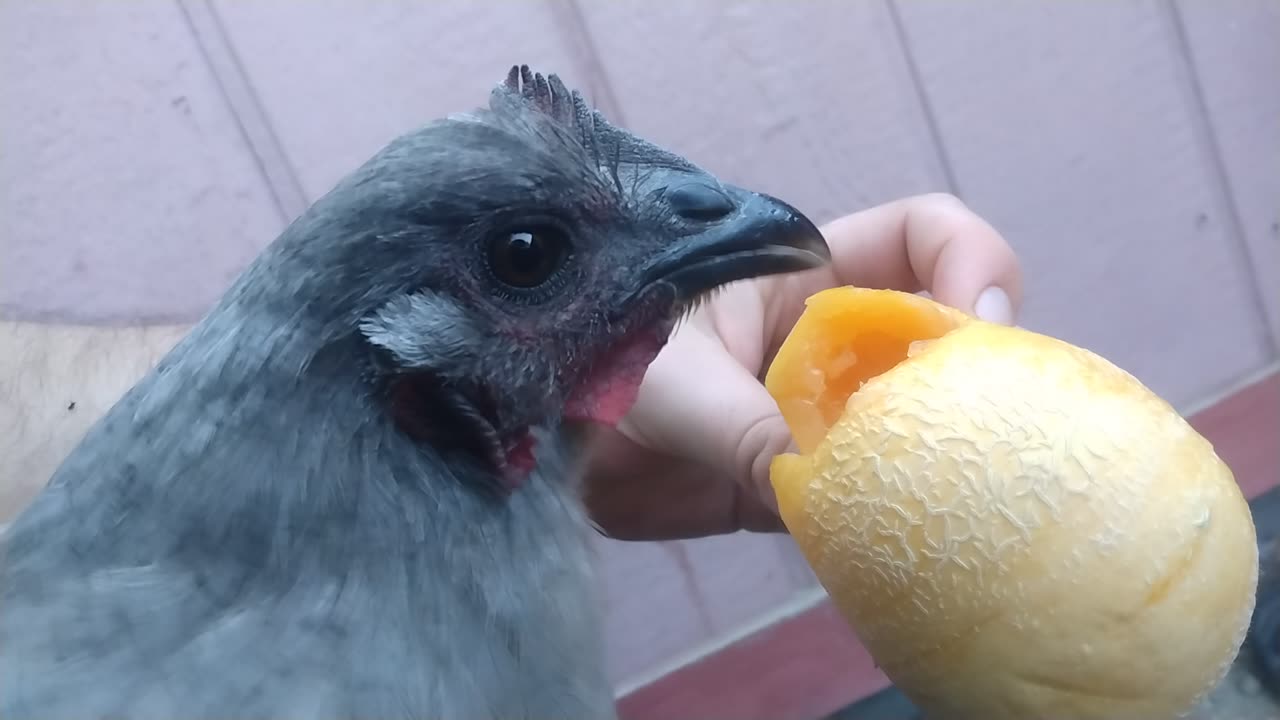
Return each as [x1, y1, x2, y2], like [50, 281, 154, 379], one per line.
[0, 65, 830, 719]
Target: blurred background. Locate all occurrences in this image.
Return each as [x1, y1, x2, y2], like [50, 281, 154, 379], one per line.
[3, 1, 1277, 718]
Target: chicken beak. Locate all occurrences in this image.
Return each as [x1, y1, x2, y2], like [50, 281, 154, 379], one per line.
[636, 185, 831, 300]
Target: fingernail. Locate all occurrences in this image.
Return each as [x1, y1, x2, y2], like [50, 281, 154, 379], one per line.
[975, 286, 1013, 325]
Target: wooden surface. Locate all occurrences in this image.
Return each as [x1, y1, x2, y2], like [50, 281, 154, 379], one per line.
[3, 0, 1276, 703]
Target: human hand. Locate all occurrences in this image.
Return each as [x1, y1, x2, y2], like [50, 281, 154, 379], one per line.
[581, 193, 1024, 541]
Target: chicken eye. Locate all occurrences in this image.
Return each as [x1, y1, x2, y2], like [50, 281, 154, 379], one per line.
[488, 226, 571, 290]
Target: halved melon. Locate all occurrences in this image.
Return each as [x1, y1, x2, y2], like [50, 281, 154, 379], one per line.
[765, 286, 1257, 720]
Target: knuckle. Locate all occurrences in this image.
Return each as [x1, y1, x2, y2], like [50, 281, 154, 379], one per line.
[734, 413, 793, 496]
[916, 191, 968, 213]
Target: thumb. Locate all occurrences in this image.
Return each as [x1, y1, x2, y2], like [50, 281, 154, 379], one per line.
[617, 322, 794, 513]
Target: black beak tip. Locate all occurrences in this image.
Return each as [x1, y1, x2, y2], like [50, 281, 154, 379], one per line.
[638, 185, 833, 302]
[764, 193, 831, 266]
[739, 190, 832, 274]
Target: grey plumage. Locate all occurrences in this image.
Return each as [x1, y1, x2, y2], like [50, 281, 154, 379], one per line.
[0, 66, 828, 719]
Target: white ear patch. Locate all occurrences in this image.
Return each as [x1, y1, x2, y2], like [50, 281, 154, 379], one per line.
[359, 291, 482, 370]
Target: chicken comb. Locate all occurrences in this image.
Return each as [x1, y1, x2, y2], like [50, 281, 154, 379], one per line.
[498, 64, 696, 195]
[499, 64, 616, 169]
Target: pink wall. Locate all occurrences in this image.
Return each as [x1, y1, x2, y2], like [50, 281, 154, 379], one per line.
[4, 0, 1277, 702]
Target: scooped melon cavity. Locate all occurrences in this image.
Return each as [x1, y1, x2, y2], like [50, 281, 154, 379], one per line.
[765, 286, 1258, 720]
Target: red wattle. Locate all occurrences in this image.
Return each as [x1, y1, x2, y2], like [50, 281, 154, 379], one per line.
[501, 432, 537, 490]
[563, 329, 669, 427]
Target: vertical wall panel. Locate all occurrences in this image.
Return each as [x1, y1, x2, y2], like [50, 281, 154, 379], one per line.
[1176, 0, 1280, 345]
[593, 537, 714, 686]
[210, 0, 593, 203]
[680, 531, 813, 638]
[893, 0, 1274, 408]
[570, 1, 952, 224]
[0, 0, 283, 323]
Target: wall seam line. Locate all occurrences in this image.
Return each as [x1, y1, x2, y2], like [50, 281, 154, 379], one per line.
[885, 0, 961, 196]
[1162, 0, 1280, 355]
[174, 0, 309, 224]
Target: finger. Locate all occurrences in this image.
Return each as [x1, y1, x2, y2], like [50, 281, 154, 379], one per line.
[763, 193, 1024, 354]
[824, 192, 1023, 310]
[615, 321, 794, 517]
[581, 431, 786, 541]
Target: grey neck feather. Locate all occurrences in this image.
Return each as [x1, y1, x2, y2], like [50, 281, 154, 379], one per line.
[5, 298, 617, 717]
[34, 300, 587, 570]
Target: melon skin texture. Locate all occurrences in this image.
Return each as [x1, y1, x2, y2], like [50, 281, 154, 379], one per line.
[767, 288, 1258, 720]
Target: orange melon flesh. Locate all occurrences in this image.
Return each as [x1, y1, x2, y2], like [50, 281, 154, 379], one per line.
[766, 289, 971, 457]
[764, 286, 1258, 720]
